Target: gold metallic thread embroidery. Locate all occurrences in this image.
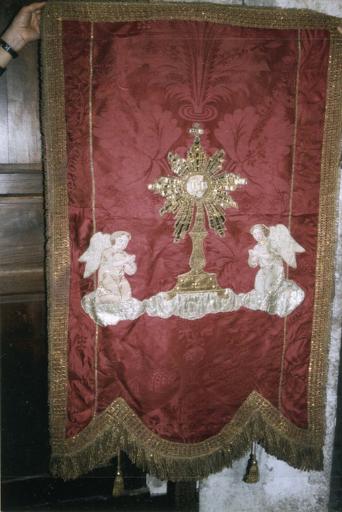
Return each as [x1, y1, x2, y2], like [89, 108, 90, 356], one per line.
[88, 21, 99, 419]
[149, 123, 247, 296]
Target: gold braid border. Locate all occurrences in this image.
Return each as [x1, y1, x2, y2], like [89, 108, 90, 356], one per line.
[41, 2, 342, 481]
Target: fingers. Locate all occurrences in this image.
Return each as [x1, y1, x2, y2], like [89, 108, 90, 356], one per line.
[31, 13, 41, 33]
[34, 10, 42, 24]
[21, 2, 47, 14]
[13, 2, 46, 26]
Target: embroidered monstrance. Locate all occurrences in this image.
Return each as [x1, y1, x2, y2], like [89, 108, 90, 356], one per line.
[79, 124, 305, 325]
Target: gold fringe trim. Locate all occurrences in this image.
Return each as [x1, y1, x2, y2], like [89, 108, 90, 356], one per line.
[50, 395, 322, 481]
[243, 443, 260, 484]
[112, 472, 124, 497]
[112, 449, 125, 497]
[243, 454, 259, 484]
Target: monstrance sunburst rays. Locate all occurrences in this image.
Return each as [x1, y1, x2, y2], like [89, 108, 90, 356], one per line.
[148, 123, 247, 296]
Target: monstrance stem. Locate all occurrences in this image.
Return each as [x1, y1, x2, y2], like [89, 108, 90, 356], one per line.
[189, 204, 207, 273]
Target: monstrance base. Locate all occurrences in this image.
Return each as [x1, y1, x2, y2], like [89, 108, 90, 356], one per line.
[168, 270, 225, 298]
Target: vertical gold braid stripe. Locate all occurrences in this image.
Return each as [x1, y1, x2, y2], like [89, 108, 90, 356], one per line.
[287, 29, 301, 242]
[42, 2, 342, 480]
[88, 22, 99, 418]
[89, 23, 96, 234]
[278, 29, 301, 412]
[42, 16, 70, 449]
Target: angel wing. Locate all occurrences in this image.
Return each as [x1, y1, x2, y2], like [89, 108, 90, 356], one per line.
[268, 224, 305, 268]
[79, 232, 111, 278]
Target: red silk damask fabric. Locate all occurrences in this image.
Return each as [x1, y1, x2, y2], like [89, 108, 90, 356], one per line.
[64, 20, 327, 438]
[42, 4, 342, 479]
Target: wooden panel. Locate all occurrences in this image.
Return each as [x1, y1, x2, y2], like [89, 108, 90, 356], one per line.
[0, 196, 44, 269]
[0, 291, 45, 304]
[0, 163, 41, 172]
[0, 65, 9, 162]
[0, 269, 45, 298]
[6, 42, 41, 164]
[0, 0, 11, 163]
[0, 1, 42, 166]
[0, 164, 43, 195]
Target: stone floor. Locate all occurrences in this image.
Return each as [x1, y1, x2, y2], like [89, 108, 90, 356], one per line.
[329, 357, 342, 512]
[1, 476, 199, 512]
[6, 495, 174, 512]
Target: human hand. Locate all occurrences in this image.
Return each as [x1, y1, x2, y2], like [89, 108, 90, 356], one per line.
[2, 2, 46, 53]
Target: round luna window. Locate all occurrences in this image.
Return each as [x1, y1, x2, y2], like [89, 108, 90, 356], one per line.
[186, 174, 208, 199]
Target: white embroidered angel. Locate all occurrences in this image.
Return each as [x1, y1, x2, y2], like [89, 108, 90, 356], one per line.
[79, 231, 137, 304]
[244, 224, 305, 317]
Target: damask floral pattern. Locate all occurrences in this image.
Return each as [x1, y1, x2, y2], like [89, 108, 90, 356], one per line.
[62, 20, 329, 441]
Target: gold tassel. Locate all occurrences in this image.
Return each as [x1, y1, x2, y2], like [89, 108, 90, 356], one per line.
[112, 449, 125, 497]
[243, 443, 259, 483]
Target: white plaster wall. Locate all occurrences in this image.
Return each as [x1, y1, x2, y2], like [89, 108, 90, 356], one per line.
[244, 0, 342, 18]
[188, 1, 342, 511]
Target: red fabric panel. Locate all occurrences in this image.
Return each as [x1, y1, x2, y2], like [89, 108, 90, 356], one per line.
[64, 21, 96, 432]
[280, 29, 329, 425]
[62, 21, 329, 439]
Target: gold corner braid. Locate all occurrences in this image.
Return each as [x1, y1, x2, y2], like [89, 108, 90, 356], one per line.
[41, 2, 342, 481]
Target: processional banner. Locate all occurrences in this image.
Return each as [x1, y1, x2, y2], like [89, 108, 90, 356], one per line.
[42, 2, 342, 480]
